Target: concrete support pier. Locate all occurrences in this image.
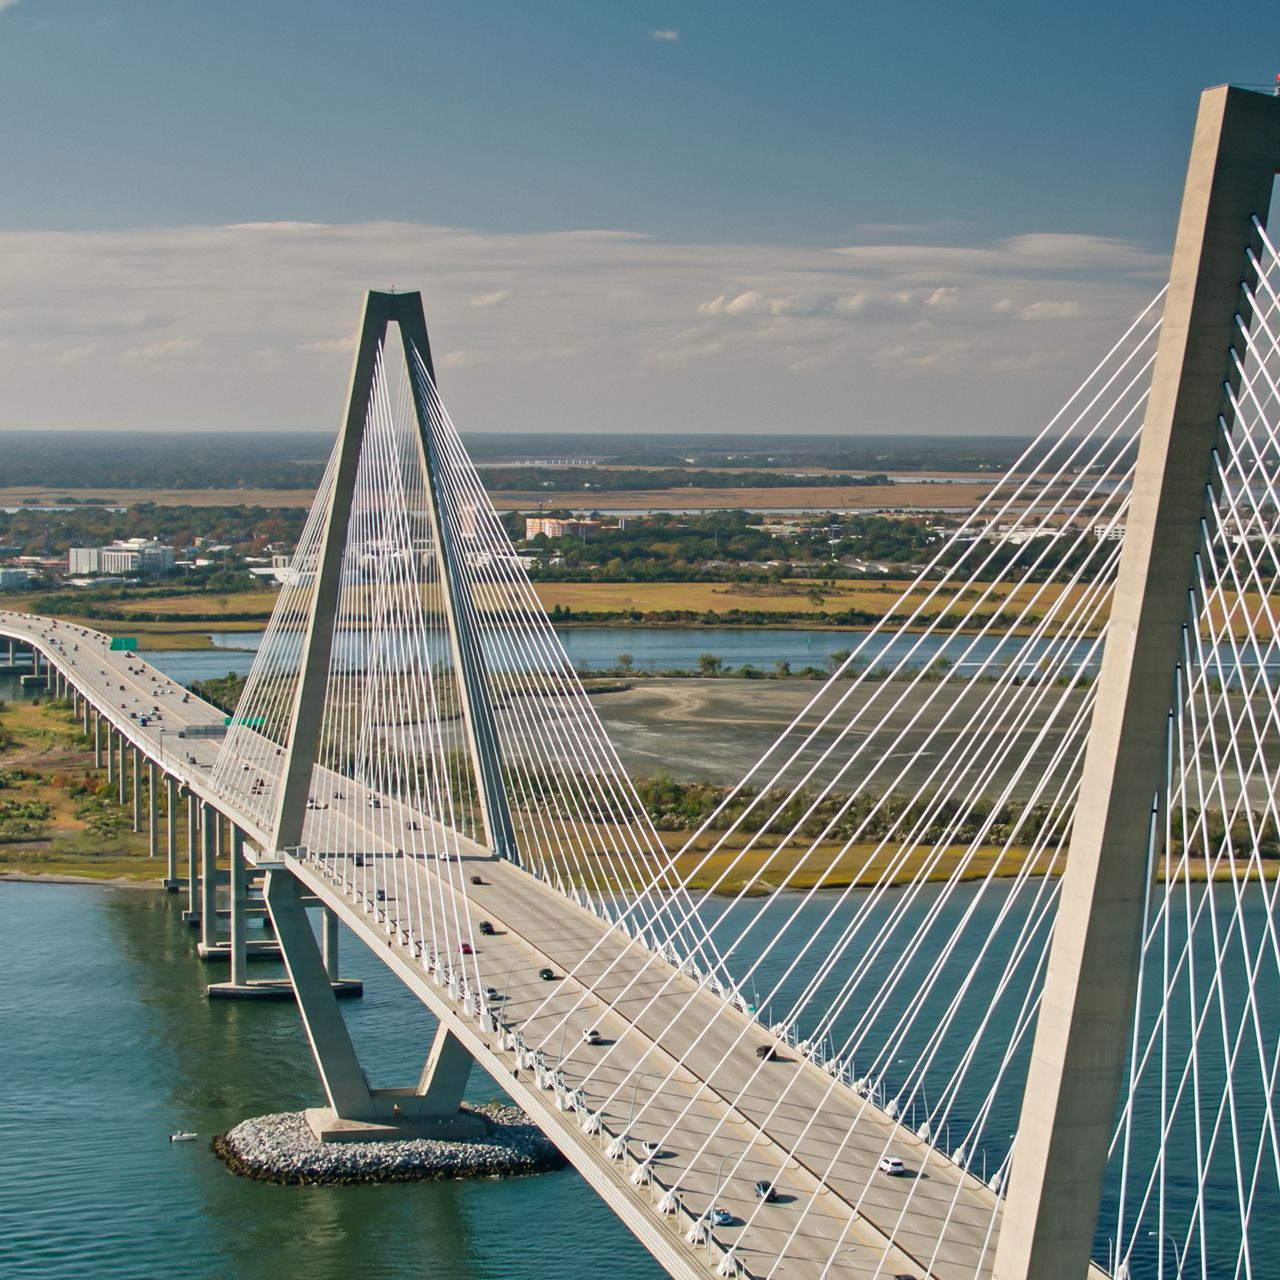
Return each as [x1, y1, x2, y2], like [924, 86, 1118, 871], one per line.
[183, 793, 200, 924]
[131, 748, 141, 834]
[211, 865, 361, 1004]
[199, 803, 218, 952]
[322, 907, 340, 980]
[164, 775, 180, 890]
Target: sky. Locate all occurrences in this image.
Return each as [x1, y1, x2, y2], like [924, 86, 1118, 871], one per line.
[0, 0, 1278, 439]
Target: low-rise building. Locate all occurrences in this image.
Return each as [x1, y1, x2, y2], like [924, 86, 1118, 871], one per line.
[525, 517, 602, 539]
[69, 538, 175, 578]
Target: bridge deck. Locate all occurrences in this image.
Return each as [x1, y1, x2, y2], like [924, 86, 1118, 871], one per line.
[0, 611, 1109, 1280]
[293, 815, 1017, 1280]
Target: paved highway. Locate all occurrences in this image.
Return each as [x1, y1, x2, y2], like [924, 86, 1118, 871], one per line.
[0, 610, 1108, 1280]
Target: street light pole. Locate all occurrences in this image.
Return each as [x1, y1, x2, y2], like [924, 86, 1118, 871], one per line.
[1147, 1229, 1187, 1279]
[820, 1245, 861, 1279]
[626, 1069, 663, 1136]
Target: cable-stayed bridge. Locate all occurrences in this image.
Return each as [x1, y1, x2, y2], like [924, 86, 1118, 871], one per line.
[4, 84, 1280, 1280]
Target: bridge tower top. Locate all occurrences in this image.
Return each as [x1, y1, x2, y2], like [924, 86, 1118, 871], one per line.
[993, 82, 1280, 1280]
[271, 288, 517, 861]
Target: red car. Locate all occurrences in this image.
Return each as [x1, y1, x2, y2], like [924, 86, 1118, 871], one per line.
[459, 942, 474, 955]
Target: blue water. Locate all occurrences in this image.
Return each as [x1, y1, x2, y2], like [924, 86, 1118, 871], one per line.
[0, 883, 662, 1280]
[196, 624, 1099, 681]
[2, 875, 1274, 1279]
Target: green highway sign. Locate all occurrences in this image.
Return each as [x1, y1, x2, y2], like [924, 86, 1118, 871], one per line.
[109, 637, 138, 651]
[225, 715, 267, 727]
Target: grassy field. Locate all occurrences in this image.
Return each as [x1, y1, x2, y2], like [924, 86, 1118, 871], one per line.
[0, 697, 159, 881]
[12, 575, 1278, 651]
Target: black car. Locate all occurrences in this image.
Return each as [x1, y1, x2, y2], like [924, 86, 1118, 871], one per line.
[539, 967, 556, 981]
[470, 875, 484, 886]
[753, 1180, 778, 1202]
[478, 920, 495, 935]
[755, 1044, 779, 1061]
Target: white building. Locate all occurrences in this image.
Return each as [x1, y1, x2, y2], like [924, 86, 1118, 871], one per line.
[68, 547, 102, 574]
[70, 538, 174, 577]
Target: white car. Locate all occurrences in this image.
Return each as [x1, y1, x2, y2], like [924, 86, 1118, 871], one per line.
[877, 1155, 907, 1176]
[582, 1028, 602, 1045]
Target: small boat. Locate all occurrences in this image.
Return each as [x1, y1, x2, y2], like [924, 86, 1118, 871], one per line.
[169, 1131, 198, 1143]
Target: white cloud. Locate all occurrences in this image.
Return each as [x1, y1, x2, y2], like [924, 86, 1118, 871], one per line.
[469, 289, 512, 309]
[1018, 299, 1083, 321]
[650, 28, 679, 41]
[0, 1, 20, 13]
[0, 220, 1165, 437]
[121, 335, 201, 365]
[298, 335, 355, 355]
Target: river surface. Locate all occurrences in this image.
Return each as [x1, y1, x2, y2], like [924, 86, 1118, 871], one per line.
[2, 877, 1275, 1279]
[195, 625, 1102, 683]
[0, 882, 663, 1280]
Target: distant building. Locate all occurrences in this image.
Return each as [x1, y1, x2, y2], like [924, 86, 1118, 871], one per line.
[68, 547, 102, 574]
[0, 567, 31, 589]
[69, 538, 174, 578]
[524, 517, 601, 540]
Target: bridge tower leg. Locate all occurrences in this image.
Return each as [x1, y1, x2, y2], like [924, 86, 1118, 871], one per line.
[257, 291, 510, 1136]
[260, 869, 479, 1139]
[269, 290, 516, 866]
[993, 86, 1280, 1280]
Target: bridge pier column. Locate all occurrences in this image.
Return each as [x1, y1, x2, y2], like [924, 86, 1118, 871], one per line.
[322, 907, 340, 979]
[131, 748, 141, 834]
[228, 828, 248, 987]
[200, 803, 218, 952]
[81, 697, 89, 735]
[415, 1023, 474, 1113]
[147, 761, 157, 858]
[184, 791, 200, 924]
[93, 711, 102, 768]
[164, 775, 179, 889]
[116, 734, 125, 806]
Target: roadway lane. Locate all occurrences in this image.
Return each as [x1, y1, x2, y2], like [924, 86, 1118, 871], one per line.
[0, 610, 1108, 1280]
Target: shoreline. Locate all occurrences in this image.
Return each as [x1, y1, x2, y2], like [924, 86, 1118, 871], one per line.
[0, 870, 165, 889]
